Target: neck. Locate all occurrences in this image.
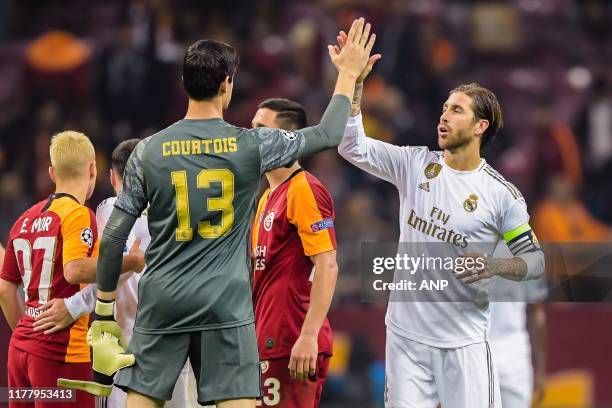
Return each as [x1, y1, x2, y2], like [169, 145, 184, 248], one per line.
[443, 142, 481, 171]
[184, 98, 224, 120]
[54, 179, 89, 204]
[265, 162, 301, 190]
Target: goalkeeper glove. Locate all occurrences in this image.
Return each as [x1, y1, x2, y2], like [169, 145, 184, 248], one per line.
[58, 299, 135, 397]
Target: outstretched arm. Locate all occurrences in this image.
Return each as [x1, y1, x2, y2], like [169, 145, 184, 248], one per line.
[333, 31, 412, 187]
[256, 18, 377, 173]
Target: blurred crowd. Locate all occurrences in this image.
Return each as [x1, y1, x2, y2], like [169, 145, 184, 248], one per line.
[1, 0, 612, 406]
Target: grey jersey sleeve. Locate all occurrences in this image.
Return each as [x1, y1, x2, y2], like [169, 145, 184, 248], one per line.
[251, 126, 306, 175]
[253, 94, 350, 174]
[114, 138, 150, 217]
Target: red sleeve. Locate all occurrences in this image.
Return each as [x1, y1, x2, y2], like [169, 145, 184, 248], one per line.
[1, 236, 22, 284]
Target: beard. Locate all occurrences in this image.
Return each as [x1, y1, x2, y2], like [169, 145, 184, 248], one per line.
[438, 127, 473, 151]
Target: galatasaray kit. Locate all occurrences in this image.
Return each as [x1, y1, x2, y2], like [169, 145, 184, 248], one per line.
[252, 169, 335, 407]
[1, 194, 98, 407]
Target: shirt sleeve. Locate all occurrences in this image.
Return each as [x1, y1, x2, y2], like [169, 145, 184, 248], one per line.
[250, 126, 306, 175]
[498, 197, 530, 239]
[338, 114, 416, 187]
[0, 237, 22, 284]
[64, 284, 96, 320]
[286, 176, 337, 257]
[61, 207, 98, 265]
[115, 139, 149, 217]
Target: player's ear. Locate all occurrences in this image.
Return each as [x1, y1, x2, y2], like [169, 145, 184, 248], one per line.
[48, 167, 56, 184]
[474, 119, 489, 137]
[218, 76, 230, 95]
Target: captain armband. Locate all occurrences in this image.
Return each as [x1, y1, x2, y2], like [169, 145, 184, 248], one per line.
[503, 223, 544, 280]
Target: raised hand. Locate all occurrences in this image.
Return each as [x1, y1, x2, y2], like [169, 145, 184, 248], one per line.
[334, 30, 382, 83]
[328, 18, 377, 81]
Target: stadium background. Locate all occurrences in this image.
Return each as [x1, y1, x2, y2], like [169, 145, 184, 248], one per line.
[1, 0, 611, 407]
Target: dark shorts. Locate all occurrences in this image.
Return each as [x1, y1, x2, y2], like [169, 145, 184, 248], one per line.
[114, 323, 261, 404]
[259, 354, 330, 408]
[7, 346, 94, 408]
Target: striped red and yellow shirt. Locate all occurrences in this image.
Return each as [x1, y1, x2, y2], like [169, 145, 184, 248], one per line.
[1, 194, 98, 363]
[251, 169, 336, 360]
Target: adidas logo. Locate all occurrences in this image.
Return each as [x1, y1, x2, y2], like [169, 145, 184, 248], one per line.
[418, 182, 430, 192]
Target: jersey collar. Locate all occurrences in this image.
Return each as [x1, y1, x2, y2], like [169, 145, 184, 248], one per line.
[42, 192, 80, 212]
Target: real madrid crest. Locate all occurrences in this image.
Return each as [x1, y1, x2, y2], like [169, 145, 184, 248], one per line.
[463, 194, 478, 212]
[424, 163, 442, 179]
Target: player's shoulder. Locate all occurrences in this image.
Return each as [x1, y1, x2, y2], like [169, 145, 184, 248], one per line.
[480, 163, 524, 201]
[48, 196, 93, 222]
[288, 170, 333, 204]
[408, 146, 442, 165]
[7, 200, 47, 235]
[292, 170, 330, 193]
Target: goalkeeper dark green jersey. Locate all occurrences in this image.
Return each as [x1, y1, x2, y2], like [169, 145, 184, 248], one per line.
[114, 118, 311, 334]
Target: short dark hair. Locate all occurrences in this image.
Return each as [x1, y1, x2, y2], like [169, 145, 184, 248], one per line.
[112, 139, 140, 179]
[450, 83, 503, 146]
[258, 98, 308, 131]
[182, 40, 240, 101]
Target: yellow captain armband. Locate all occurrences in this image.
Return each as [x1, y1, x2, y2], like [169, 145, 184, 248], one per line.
[503, 223, 541, 256]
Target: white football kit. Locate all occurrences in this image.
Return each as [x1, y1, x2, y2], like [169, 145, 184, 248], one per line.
[489, 250, 547, 408]
[65, 197, 197, 408]
[339, 114, 543, 408]
[489, 300, 532, 408]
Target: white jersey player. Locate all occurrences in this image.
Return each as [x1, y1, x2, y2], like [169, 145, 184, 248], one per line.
[489, 250, 547, 408]
[331, 32, 544, 408]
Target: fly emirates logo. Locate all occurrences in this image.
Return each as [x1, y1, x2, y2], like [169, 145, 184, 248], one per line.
[407, 206, 469, 248]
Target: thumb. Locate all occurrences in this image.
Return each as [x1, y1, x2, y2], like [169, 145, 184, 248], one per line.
[115, 353, 135, 369]
[368, 54, 382, 66]
[327, 45, 337, 60]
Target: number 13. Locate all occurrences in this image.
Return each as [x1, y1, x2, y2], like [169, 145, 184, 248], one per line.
[171, 169, 235, 241]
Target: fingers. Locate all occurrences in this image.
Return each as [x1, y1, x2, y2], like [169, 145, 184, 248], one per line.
[359, 23, 371, 48]
[353, 18, 365, 46]
[288, 357, 297, 380]
[327, 45, 337, 60]
[44, 325, 65, 335]
[295, 358, 305, 381]
[34, 310, 52, 324]
[36, 298, 58, 314]
[369, 54, 382, 67]
[33, 321, 55, 332]
[115, 353, 135, 370]
[364, 33, 377, 56]
[346, 18, 361, 44]
[308, 356, 317, 378]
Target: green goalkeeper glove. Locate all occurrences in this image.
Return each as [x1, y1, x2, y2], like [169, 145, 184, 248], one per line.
[57, 299, 135, 397]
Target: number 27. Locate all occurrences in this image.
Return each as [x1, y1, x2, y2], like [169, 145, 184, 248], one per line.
[171, 169, 235, 241]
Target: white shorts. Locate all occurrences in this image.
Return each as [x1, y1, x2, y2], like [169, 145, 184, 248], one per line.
[97, 362, 199, 407]
[385, 328, 501, 408]
[492, 339, 533, 408]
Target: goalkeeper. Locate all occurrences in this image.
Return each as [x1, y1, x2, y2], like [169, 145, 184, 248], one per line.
[69, 18, 376, 408]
